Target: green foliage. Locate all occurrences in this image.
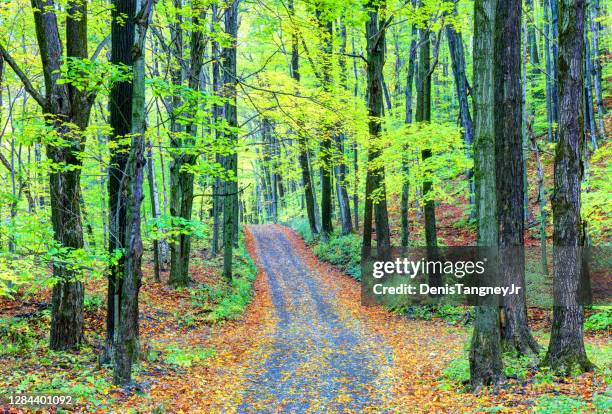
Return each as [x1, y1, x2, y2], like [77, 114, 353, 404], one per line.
[312, 233, 362, 280]
[162, 345, 215, 368]
[584, 308, 612, 332]
[533, 395, 588, 414]
[83, 294, 104, 312]
[441, 356, 470, 385]
[0, 317, 38, 355]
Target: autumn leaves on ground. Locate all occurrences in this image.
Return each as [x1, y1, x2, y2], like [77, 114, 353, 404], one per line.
[1, 224, 608, 413]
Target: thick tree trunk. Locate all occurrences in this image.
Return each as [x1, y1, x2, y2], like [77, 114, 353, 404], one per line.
[543, 0, 594, 374]
[114, 0, 152, 385]
[494, 0, 539, 356]
[106, 0, 135, 359]
[469, 0, 503, 388]
[27, 0, 94, 351]
[362, 0, 391, 261]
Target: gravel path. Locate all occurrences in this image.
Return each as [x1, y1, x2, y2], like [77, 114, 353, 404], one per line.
[238, 225, 392, 413]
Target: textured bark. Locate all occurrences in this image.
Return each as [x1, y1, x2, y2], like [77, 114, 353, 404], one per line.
[146, 138, 164, 282]
[8, 0, 97, 351]
[106, 0, 135, 359]
[469, 0, 503, 388]
[543, 0, 594, 374]
[114, 0, 153, 385]
[362, 0, 391, 261]
[494, 0, 538, 356]
[222, 0, 239, 280]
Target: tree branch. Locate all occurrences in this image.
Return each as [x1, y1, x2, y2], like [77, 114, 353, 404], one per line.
[0, 44, 46, 108]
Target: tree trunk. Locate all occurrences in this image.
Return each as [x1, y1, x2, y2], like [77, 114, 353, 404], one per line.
[416, 24, 439, 274]
[543, 0, 594, 374]
[469, 0, 503, 388]
[106, 0, 135, 360]
[146, 138, 163, 282]
[495, 0, 539, 356]
[446, 8, 475, 216]
[362, 0, 391, 261]
[114, 0, 153, 385]
[543, 0, 555, 142]
[317, 8, 334, 240]
[401, 17, 417, 248]
[528, 119, 548, 275]
[589, 0, 605, 139]
[222, 0, 239, 281]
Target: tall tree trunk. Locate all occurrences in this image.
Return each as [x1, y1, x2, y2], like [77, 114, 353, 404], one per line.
[528, 118, 548, 275]
[106, 0, 135, 360]
[469, 0, 503, 388]
[335, 19, 353, 235]
[168, 2, 207, 286]
[526, 0, 539, 64]
[317, 7, 334, 240]
[211, 4, 222, 255]
[222, 0, 239, 280]
[416, 23, 439, 274]
[288, 0, 318, 236]
[543, 0, 555, 142]
[401, 15, 417, 248]
[446, 4, 475, 216]
[114, 0, 154, 385]
[589, 0, 605, 139]
[146, 138, 163, 282]
[543, 0, 594, 374]
[362, 0, 391, 261]
[495, 0, 539, 355]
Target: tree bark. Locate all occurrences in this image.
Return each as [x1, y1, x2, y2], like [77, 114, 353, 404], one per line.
[543, 0, 594, 374]
[494, 0, 539, 356]
[469, 0, 503, 388]
[114, 0, 154, 385]
[362, 0, 391, 261]
[222, 0, 239, 281]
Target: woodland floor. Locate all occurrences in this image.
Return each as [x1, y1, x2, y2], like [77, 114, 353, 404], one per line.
[0, 224, 609, 413]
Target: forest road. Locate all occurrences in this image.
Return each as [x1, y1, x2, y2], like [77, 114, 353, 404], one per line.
[238, 225, 393, 414]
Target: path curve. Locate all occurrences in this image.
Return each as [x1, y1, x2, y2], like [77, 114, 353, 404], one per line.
[238, 225, 392, 413]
